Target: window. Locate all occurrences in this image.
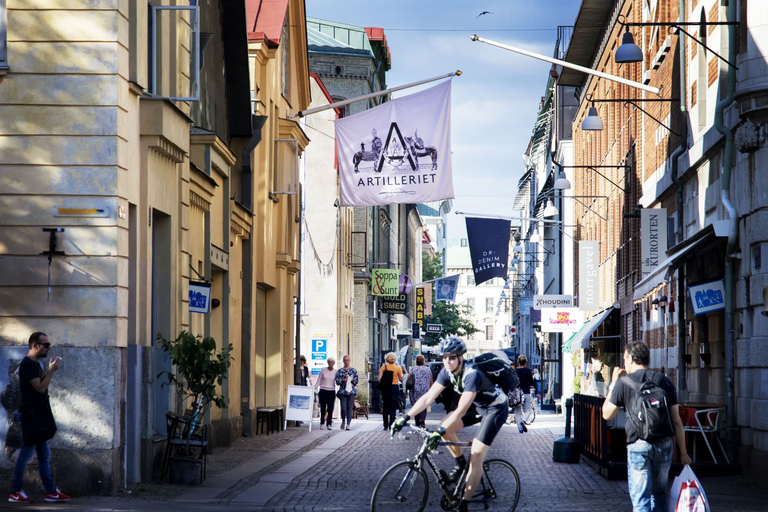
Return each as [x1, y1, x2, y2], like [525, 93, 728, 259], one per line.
[466, 298, 475, 313]
[485, 278, 496, 286]
[485, 325, 494, 341]
[280, 21, 291, 100]
[466, 274, 475, 286]
[149, 4, 200, 100]
[485, 298, 494, 313]
[0, 0, 7, 75]
[273, 138, 299, 194]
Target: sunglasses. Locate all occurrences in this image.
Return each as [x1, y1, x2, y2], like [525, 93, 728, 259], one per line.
[442, 355, 459, 362]
[37, 342, 51, 348]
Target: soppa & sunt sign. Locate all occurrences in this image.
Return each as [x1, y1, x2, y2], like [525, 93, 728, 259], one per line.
[372, 269, 400, 296]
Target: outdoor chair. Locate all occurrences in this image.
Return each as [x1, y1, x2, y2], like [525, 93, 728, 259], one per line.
[353, 399, 369, 420]
[681, 406, 729, 464]
[162, 411, 208, 482]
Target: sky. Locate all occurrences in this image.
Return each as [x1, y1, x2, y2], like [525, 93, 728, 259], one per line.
[305, 0, 582, 242]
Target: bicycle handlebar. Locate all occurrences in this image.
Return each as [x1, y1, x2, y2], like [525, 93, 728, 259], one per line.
[391, 423, 472, 447]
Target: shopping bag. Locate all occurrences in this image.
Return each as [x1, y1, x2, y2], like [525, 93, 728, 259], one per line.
[669, 465, 710, 512]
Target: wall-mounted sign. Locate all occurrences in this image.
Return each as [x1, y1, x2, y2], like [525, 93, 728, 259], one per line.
[689, 280, 725, 316]
[54, 205, 110, 217]
[426, 323, 442, 333]
[311, 338, 328, 375]
[641, 208, 668, 274]
[372, 269, 400, 296]
[424, 283, 433, 315]
[579, 241, 600, 310]
[189, 282, 211, 314]
[541, 308, 584, 333]
[381, 293, 407, 314]
[416, 287, 425, 326]
[534, 295, 573, 310]
[399, 274, 413, 294]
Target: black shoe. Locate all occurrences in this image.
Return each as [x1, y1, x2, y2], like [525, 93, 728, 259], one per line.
[446, 464, 465, 484]
[521, 422, 528, 433]
[384, 425, 389, 430]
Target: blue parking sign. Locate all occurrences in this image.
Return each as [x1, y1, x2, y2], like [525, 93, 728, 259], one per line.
[312, 339, 326, 352]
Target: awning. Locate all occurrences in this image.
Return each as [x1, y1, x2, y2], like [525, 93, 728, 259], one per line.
[562, 307, 614, 352]
[632, 221, 729, 302]
[562, 321, 589, 353]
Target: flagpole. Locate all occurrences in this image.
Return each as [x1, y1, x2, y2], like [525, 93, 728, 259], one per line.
[412, 274, 461, 287]
[290, 70, 462, 119]
[471, 35, 660, 96]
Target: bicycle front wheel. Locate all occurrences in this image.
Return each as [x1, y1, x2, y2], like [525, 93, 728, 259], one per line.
[370, 460, 429, 512]
[527, 401, 537, 424]
[476, 459, 520, 511]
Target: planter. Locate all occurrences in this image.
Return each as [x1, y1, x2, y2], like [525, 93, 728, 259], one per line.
[168, 456, 202, 485]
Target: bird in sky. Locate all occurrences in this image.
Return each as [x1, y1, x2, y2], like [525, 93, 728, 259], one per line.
[477, 11, 493, 18]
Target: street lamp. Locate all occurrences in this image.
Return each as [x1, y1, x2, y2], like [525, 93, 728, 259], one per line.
[615, 29, 644, 63]
[554, 171, 571, 190]
[581, 93, 681, 137]
[581, 105, 604, 131]
[543, 200, 559, 218]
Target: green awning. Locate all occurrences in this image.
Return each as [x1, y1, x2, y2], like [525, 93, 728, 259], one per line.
[562, 321, 589, 352]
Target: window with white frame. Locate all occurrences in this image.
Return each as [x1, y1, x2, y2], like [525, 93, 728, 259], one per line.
[485, 325, 494, 341]
[466, 274, 475, 286]
[485, 298, 493, 313]
[466, 298, 475, 313]
[0, 0, 8, 74]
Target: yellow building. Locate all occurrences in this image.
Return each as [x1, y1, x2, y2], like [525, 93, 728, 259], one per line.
[0, 0, 310, 492]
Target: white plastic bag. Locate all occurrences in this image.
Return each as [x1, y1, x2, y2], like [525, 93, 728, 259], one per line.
[669, 465, 710, 512]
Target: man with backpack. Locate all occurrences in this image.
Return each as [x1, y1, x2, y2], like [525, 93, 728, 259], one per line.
[391, 338, 509, 512]
[602, 342, 692, 512]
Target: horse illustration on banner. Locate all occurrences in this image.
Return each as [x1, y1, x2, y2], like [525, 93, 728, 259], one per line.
[404, 130, 438, 171]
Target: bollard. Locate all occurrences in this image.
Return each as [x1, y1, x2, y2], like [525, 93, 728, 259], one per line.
[552, 397, 581, 463]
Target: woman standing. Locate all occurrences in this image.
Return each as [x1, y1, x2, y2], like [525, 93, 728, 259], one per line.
[407, 355, 433, 428]
[314, 357, 338, 430]
[335, 355, 358, 431]
[378, 352, 403, 431]
[299, 355, 311, 386]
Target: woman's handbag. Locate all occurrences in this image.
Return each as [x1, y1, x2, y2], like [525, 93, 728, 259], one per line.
[378, 369, 394, 391]
[20, 400, 57, 445]
[405, 371, 415, 391]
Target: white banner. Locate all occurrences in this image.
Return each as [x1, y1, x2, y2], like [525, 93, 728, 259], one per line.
[579, 241, 600, 310]
[541, 308, 584, 333]
[641, 208, 668, 274]
[335, 81, 455, 206]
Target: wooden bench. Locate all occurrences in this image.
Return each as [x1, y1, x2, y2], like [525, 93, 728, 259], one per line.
[256, 406, 284, 435]
[353, 400, 369, 420]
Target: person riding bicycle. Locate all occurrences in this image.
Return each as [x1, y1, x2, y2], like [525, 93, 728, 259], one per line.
[391, 337, 508, 512]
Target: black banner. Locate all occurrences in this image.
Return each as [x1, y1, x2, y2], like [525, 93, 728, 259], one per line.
[381, 294, 408, 314]
[465, 217, 511, 285]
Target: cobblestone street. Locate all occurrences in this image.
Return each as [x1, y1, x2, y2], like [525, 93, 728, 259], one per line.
[8, 407, 766, 512]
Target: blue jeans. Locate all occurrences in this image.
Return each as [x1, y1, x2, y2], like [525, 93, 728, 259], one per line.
[627, 438, 673, 512]
[12, 439, 56, 493]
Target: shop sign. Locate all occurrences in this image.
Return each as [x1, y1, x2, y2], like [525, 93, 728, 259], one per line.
[689, 280, 725, 315]
[189, 282, 211, 314]
[641, 208, 667, 274]
[416, 287, 425, 326]
[426, 323, 442, 333]
[534, 295, 572, 309]
[579, 241, 600, 310]
[541, 308, 584, 333]
[381, 293, 407, 314]
[372, 269, 400, 296]
[54, 205, 110, 217]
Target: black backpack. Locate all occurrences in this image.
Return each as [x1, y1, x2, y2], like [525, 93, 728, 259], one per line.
[470, 350, 520, 395]
[625, 371, 675, 441]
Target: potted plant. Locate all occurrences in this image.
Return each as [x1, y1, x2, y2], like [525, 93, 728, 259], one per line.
[156, 331, 233, 484]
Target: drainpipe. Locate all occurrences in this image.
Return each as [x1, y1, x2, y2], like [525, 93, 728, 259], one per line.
[672, 0, 688, 395]
[714, 0, 739, 461]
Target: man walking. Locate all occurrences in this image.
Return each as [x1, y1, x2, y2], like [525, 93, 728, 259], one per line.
[513, 355, 534, 433]
[9, 332, 70, 503]
[602, 342, 691, 511]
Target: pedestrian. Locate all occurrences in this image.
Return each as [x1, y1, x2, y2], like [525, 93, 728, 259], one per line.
[378, 352, 403, 431]
[314, 357, 337, 430]
[532, 367, 541, 396]
[514, 355, 534, 433]
[9, 332, 70, 504]
[407, 355, 433, 427]
[602, 341, 692, 511]
[335, 355, 358, 431]
[299, 355, 311, 386]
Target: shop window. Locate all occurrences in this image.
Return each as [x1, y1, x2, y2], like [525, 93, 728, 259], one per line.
[0, 0, 7, 75]
[149, 3, 200, 100]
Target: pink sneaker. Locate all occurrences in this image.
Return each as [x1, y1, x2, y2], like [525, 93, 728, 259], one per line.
[44, 489, 70, 502]
[8, 490, 33, 503]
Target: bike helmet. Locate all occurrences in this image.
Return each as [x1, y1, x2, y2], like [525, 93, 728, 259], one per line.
[439, 337, 467, 356]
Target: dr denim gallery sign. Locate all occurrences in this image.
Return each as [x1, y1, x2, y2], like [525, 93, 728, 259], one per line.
[641, 208, 668, 274]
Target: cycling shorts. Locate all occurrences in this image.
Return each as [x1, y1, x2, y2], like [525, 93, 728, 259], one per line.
[460, 398, 509, 446]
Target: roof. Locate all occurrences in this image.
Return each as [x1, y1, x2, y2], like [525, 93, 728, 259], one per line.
[306, 18, 391, 70]
[246, 0, 289, 47]
[446, 246, 472, 268]
[307, 25, 371, 56]
[558, 0, 615, 87]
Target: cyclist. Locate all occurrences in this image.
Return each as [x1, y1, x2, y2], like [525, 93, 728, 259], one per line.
[391, 337, 508, 512]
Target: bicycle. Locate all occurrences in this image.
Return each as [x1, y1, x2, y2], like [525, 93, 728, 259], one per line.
[507, 393, 537, 426]
[370, 424, 520, 511]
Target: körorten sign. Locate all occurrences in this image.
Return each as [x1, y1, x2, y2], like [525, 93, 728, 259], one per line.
[641, 208, 667, 274]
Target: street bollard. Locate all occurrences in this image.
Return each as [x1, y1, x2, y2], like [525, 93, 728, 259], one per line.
[552, 397, 580, 463]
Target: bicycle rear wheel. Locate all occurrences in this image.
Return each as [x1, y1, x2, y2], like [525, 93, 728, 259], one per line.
[474, 459, 520, 511]
[370, 461, 429, 512]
